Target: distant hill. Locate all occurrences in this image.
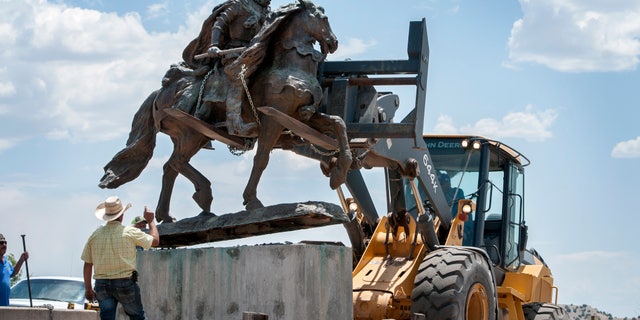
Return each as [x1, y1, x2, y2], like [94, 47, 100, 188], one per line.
[561, 304, 638, 320]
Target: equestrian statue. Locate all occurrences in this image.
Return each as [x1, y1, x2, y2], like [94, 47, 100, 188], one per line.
[99, 0, 352, 223]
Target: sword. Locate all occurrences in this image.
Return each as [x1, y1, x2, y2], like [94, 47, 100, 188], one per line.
[194, 47, 246, 60]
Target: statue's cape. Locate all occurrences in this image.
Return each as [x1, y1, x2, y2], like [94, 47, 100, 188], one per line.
[181, 1, 234, 69]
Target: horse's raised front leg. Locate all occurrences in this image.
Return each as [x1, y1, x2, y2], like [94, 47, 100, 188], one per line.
[242, 119, 283, 210]
[308, 112, 352, 189]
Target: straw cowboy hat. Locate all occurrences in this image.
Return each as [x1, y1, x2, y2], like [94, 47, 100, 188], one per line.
[95, 196, 132, 221]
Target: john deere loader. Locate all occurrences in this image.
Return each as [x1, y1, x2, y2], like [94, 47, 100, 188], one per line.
[344, 134, 565, 320]
[308, 18, 567, 320]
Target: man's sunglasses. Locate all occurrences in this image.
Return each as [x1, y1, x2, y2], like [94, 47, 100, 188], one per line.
[0, 241, 7, 245]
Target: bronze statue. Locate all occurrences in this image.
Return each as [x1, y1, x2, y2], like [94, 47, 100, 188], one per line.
[99, 0, 352, 223]
[180, 0, 272, 138]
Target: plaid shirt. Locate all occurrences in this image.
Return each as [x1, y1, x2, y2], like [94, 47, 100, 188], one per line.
[81, 221, 153, 279]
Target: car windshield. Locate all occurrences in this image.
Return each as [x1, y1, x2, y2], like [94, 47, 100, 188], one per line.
[10, 279, 85, 304]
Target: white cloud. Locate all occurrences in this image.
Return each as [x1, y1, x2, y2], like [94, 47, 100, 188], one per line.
[508, 0, 640, 72]
[435, 105, 558, 142]
[611, 136, 640, 158]
[0, 0, 197, 144]
[0, 138, 16, 152]
[0, 67, 15, 97]
[330, 38, 377, 61]
[147, 2, 169, 20]
[281, 150, 320, 171]
[0, 81, 15, 97]
[433, 115, 459, 134]
[0, 22, 17, 48]
[46, 128, 70, 140]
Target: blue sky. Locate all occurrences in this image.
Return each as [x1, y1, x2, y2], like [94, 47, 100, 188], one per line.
[1, 0, 639, 317]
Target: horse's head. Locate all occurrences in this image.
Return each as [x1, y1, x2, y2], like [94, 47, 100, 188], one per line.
[296, 0, 338, 55]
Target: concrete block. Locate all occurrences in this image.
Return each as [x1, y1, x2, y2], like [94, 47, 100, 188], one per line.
[52, 309, 100, 320]
[134, 244, 353, 320]
[0, 307, 99, 320]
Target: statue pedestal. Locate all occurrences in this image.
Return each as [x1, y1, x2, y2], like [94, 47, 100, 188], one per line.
[135, 244, 353, 320]
[157, 201, 349, 246]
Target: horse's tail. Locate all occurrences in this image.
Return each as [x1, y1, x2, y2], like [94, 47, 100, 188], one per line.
[99, 90, 159, 189]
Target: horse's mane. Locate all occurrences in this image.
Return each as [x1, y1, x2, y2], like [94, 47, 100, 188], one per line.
[226, 2, 305, 78]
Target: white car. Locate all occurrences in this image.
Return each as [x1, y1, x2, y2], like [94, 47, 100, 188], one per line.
[10, 276, 93, 309]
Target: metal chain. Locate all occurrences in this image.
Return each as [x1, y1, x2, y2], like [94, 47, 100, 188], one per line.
[239, 64, 261, 126]
[192, 65, 260, 158]
[196, 68, 214, 112]
[284, 130, 340, 157]
[310, 143, 340, 157]
[228, 145, 246, 156]
[227, 139, 254, 156]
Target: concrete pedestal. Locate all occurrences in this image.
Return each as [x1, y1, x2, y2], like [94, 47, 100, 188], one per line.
[133, 244, 353, 320]
[0, 307, 99, 320]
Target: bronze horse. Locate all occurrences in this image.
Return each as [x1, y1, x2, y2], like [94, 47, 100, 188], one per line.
[99, 0, 352, 222]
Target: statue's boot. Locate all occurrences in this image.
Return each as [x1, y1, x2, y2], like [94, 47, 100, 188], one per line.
[226, 114, 258, 138]
[225, 94, 258, 137]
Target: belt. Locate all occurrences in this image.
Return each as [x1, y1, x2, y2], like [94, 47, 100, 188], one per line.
[97, 270, 138, 282]
[96, 270, 138, 282]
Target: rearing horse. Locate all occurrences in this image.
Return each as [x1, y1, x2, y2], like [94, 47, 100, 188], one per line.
[99, 0, 351, 222]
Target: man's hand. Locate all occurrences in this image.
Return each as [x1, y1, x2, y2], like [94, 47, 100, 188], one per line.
[11, 251, 29, 277]
[207, 46, 221, 58]
[143, 206, 160, 246]
[85, 288, 96, 301]
[143, 206, 155, 224]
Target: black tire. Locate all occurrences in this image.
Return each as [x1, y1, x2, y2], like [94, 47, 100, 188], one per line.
[411, 247, 497, 320]
[523, 303, 568, 320]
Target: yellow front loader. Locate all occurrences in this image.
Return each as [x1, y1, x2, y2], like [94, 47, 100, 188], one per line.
[316, 19, 564, 320]
[342, 135, 564, 320]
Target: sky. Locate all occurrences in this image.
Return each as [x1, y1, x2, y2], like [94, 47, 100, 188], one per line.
[1, 0, 639, 317]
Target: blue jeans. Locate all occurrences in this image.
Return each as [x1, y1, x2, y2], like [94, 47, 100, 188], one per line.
[94, 278, 146, 320]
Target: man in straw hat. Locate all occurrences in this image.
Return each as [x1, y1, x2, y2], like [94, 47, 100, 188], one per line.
[81, 196, 159, 320]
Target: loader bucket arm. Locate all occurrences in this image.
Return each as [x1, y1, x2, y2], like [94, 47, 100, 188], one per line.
[319, 18, 452, 228]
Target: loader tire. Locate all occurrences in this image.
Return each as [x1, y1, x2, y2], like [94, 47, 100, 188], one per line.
[411, 247, 496, 320]
[523, 303, 568, 320]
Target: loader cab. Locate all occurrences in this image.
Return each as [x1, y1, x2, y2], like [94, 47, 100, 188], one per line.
[405, 135, 529, 272]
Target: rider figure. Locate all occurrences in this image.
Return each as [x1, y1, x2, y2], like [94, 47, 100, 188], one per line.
[182, 0, 271, 138]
